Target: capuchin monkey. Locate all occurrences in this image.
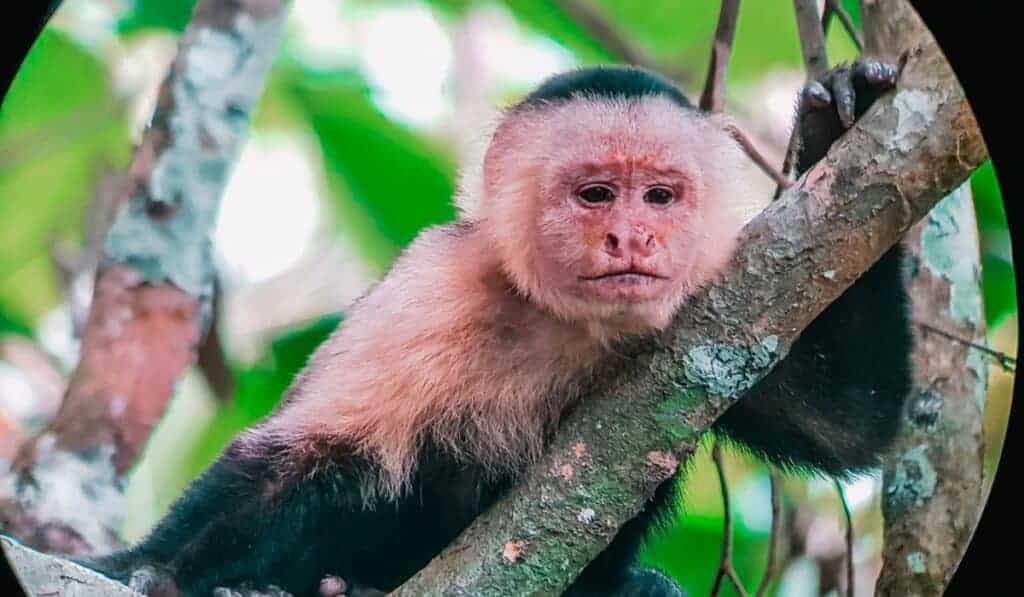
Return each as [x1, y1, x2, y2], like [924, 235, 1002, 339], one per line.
[79, 60, 909, 597]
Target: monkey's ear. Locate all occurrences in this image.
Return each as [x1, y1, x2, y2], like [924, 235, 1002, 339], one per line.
[481, 110, 523, 198]
[453, 108, 504, 218]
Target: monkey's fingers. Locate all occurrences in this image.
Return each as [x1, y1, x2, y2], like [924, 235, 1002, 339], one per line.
[212, 584, 294, 597]
[319, 575, 347, 597]
[852, 58, 899, 88]
[800, 80, 832, 111]
[827, 66, 857, 128]
[800, 57, 900, 127]
[317, 573, 386, 597]
[127, 564, 178, 597]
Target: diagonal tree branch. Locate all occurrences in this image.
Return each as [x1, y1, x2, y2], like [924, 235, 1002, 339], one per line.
[394, 3, 987, 593]
[0, 0, 288, 555]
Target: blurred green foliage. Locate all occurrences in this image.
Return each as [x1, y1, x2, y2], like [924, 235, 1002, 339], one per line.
[178, 314, 343, 484]
[0, 29, 129, 322]
[118, 0, 197, 34]
[1, 1, 1014, 594]
[286, 67, 458, 270]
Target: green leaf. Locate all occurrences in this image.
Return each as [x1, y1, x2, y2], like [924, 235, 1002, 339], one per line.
[842, 0, 862, 28]
[971, 160, 1006, 232]
[285, 68, 458, 269]
[982, 255, 1017, 328]
[0, 30, 129, 323]
[117, 0, 198, 35]
[0, 306, 31, 337]
[233, 313, 343, 421]
[496, 0, 617, 64]
[641, 510, 770, 597]
[172, 314, 344, 487]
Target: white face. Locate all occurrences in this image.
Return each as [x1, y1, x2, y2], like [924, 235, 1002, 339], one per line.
[477, 94, 766, 332]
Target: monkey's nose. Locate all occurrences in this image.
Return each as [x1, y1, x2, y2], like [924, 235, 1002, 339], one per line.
[604, 228, 656, 258]
[627, 229, 657, 257]
[604, 232, 621, 256]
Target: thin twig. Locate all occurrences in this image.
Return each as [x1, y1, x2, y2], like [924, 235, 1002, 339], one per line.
[711, 443, 750, 597]
[700, 0, 741, 113]
[916, 320, 1016, 372]
[723, 123, 792, 188]
[822, 0, 864, 51]
[754, 472, 782, 597]
[793, 0, 830, 78]
[197, 278, 236, 401]
[835, 479, 854, 597]
[774, 0, 830, 200]
[696, 1, 790, 189]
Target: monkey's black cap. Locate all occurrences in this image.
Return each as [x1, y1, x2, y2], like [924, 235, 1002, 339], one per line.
[518, 65, 693, 110]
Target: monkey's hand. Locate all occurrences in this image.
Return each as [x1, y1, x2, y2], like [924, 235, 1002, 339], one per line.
[122, 564, 179, 597]
[211, 583, 293, 597]
[209, 575, 385, 597]
[794, 58, 900, 174]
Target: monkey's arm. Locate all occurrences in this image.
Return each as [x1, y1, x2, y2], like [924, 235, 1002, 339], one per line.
[713, 59, 911, 476]
[77, 437, 391, 597]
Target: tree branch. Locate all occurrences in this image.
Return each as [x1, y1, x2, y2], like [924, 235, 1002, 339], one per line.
[775, 0, 830, 200]
[699, 0, 741, 113]
[0, 0, 288, 555]
[794, 0, 830, 79]
[1, 536, 140, 596]
[696, 0, 791, 188]
[835, 480, 854, 597]
[710, 443, 748, 597]
[394, 4, 987, 592]
[754, 472, 782, 597]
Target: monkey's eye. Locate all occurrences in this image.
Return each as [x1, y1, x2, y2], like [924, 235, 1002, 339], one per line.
[644, 187, 675, 206]
[577, 185, 615, 205]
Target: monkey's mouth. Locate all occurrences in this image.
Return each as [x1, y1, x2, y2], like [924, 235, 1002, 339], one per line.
[580, 269, 669, 283]
[578, 269, 670, 301]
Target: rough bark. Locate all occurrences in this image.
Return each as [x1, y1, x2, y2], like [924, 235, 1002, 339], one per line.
[864, 1, 989, 595]
[0, 0, 288, 555]
[1, 536, 140, 596]
[394, 3, 987, 594]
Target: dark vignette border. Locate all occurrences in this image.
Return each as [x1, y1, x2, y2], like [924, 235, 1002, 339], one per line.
[0, 1, 1016, 595]
[909, 2, 1019, 593]
[0, 6, 53, 593]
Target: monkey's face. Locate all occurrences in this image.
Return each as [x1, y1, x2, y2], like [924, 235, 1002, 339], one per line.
[481, 96, 757, 333]
[534, 158, 698, 321]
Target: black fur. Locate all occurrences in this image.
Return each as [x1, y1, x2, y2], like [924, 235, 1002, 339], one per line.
[79, 65, 910, 597]
[518, 65, 692, 110]
[79, 440, 510, 596]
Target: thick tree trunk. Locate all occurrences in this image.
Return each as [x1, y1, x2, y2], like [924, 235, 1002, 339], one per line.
[0, 0, 288, 555]
[395, 3, 987, 594]
[863, 1, 989, 595]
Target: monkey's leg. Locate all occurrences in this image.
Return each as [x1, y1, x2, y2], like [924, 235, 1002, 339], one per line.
[714, 58, 910, 476]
